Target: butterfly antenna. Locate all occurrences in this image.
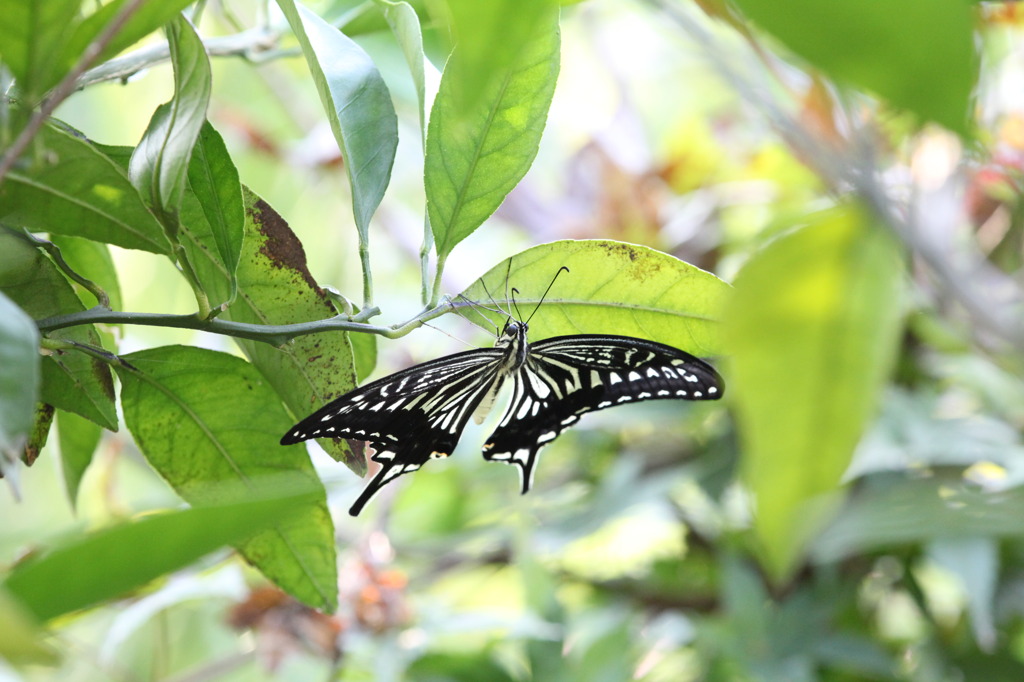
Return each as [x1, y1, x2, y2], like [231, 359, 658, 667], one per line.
[525, 266, 569, 325]
[510, 287, 524, 322]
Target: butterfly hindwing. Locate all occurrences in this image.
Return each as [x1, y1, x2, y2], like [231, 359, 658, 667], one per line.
[281, 348, 506, 515]
[483, 335, 724, 491]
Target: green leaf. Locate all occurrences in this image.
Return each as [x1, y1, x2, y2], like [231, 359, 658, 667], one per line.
[129, 15, 212, 232]
[117, 345, 337, 610]
[425, 1, 559, 258]
[0, 0, 80, 102]
[929, 537, 998, 652]
[351, 329, 378, 383]
[2, 485, 324, 622]
[459, 240, 729, 355]
[432, 0, 555, 114]
[812, 476, 1024, 562]
[275, 0, 398, 236]
[0, 290, 40, 457]
[23, 403, 53, 466]
[376, 0, 428, 137]
[731, 0, 976, 135]
[0, 0, 195, 102]
[0, 588, 58, 665]
[0, 124, 171, 254]
[182, 121, 244, 307]
[724, 206, 903, 579]
[0, 230, 117, 430]
[228, 188, 360, 469]
[57, 410, 102, 508]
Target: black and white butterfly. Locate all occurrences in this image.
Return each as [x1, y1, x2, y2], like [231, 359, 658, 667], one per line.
[281, 283, 724, 516]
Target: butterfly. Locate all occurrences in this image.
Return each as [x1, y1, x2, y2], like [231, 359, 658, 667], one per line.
[281, 274, 724, 516]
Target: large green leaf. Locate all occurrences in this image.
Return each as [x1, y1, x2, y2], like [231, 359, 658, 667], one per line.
[812, 476, 1024, 563]
[228, 189, 360, 469]
[0, 0, 80, 102]
[0, 0, 195, 102]
[276, 0, 398, 236]
[725, 207, 903, 579]
[732, 0, 976, 135]
[432, 0, 555, 114]
[0, 290, 39, 458]
[426, 2, 560, 258]
[2, 485, 324, 622]
[117, 345, 338, 610]
[57, 410, 102, 509]
[459, 240, 729, 355]
[0, 230, 116, 430]
[377, 0, 427, 137]
[129, 14, 211, 233]
[182, 121, 244, 307]
[0, 124, 171, 254]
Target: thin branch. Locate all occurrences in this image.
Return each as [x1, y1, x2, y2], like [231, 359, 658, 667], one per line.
[34, 299, 473, 346]
[40, 337, 137, 370]
[11, 229, 110, 307]
[0, 0, 150, 186]
[75, 26, 289, 89]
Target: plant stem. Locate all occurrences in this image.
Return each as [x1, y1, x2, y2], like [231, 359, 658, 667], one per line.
[76, 26, 288, 89]
[10, 229, 111, 308]
[429, 252, 447, 309]
[358, 235, 374, 309]
[419, 215, 434, 306]
[35, 300, 465, 347]
[173, 243, 214, 319]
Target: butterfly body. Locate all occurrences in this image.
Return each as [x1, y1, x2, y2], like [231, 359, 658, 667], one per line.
[282, 320, 723, 515]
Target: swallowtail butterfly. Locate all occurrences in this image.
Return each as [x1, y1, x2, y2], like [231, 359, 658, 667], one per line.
[281, 284, 724, 515]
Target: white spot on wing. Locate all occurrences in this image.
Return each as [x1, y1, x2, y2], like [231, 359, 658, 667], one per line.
[609, 372, 622, 385]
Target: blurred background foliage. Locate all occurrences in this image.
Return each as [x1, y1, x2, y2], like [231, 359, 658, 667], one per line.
[3, 0, 1024, 680]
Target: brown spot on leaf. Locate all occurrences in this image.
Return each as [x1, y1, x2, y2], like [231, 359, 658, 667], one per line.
[248, 198, 325, 297]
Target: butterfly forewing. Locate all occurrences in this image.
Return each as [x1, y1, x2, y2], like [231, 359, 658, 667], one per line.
[482, 335, 724, 491]
[281, 347, 507, 515]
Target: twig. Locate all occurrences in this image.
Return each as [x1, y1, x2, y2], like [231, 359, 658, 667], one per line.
[34, 299, 473, 346]
[75, 26, 288, 89]
[0, 0, 150, 186]
[10, 229, 111, 308]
